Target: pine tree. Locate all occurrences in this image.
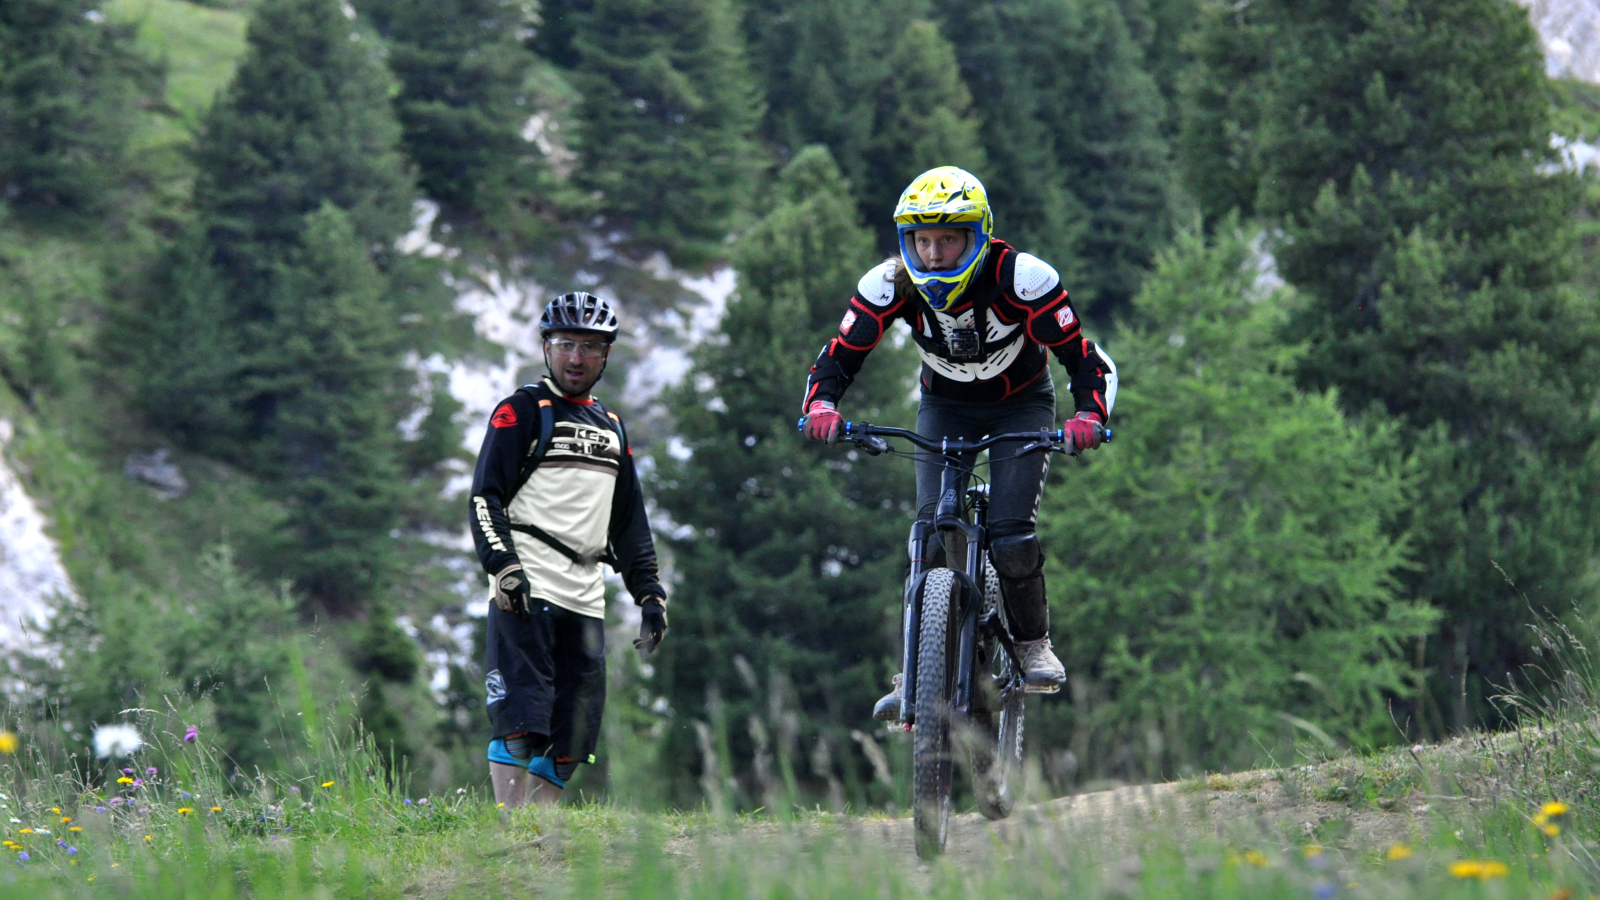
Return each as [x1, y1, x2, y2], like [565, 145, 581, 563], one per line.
[242, 204, 408, 606]
[1180, 0, 1600, 729]
[0, 0, 159, 214]
[741, 4, 984, 244]
[561, 0, 763, 266]
[357, 0, 545, 233]
[189, 0, 413, 310]
[652, 147, 916, 807]
[933, 0, 1176, 318]
[135, 0, 439, 608]
[1033, 223, 1436, 780]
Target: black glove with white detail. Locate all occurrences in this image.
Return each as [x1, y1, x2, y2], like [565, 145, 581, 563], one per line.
[635, 598, 668, 654]
[492, 564, 532, 615]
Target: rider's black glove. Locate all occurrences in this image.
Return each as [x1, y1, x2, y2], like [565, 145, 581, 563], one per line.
[492, 564, 532, 615]
[635, 598, 668, 654]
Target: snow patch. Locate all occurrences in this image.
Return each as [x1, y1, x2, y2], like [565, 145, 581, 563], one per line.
[0, 420, 74, 656]
[1520, 0, 1600, 83]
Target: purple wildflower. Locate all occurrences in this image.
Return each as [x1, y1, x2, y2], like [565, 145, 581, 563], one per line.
[183, 726, 198, 744]
[403, 799, 413, 805]
[56, 840, 66, 849]
[288, 786, 299, 794]
[1312, 881, 1336, 900]
[66, 846, 77, 856]
[137, 808, 148, 814]
[145, 767, 157, 777]
[121, 768, 132, 776]
[16, 852, 27, 862]
[94, 806, 107, 813]
[108, 798, 125, 807]
[180, 792, 191, 799]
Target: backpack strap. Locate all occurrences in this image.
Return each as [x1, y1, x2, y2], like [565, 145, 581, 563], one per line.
[509, 384, 556, 501]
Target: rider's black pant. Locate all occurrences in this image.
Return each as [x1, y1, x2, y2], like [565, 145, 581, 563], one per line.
[485, 600, 606, 771]
[915, 375, 1057, 641]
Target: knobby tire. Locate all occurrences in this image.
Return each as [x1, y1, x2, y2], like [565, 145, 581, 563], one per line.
[913, 568, 957, 859]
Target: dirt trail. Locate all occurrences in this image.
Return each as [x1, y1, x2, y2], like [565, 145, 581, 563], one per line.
[758, 767, 1442, 868]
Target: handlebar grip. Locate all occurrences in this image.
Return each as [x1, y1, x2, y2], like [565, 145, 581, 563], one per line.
[796, 416, 806, 432]
[1105, 427, 1113, 443]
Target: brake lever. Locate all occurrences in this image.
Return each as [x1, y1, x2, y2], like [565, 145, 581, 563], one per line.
[858, 435, 888, 456]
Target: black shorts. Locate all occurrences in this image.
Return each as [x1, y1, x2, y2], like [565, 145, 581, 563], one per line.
[485, 601, 606, 767]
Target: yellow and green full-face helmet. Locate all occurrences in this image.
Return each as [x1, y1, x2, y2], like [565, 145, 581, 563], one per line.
[894, 166, 993, 311]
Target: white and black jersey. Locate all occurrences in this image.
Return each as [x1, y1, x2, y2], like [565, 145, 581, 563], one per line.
[468, 377, 664, 618]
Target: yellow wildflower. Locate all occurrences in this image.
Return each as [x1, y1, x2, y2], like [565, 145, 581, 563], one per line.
[50, 808, 60, 815]
[0, 731, 17, 755]
[210, 806, 221, 812]
[1386, 843, 1413, 861]
[117, 777, 133, 785]
[59, 816, 70, 824]
[68, 827, 81, 833]
[177, 808, 192, 815]
[1243, 850, 1268, 867]
[1543, 801, 1570, 817]
[143, 835, 152, 842]
[1303, 845, 1323, 858]
[1450, 860, 1509, 880]
[1544, 824, 1561, 837]
[322, 781, 334, 788]
[17, 829, 31, 835]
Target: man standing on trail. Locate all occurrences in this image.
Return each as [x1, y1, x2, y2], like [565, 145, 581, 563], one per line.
[799, 166, 1115, 718]
[468, 292, 668, 808]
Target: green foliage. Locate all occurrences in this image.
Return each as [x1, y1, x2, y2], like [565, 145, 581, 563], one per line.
[1114, 0, 1203, 128]
[357, 0, 548, 234]
[652, 147, 915, 806]
[0, 0, 161, 215]
[0, 218, 100, 404]
[742, 4, 985, 245]
[932, 0, 1176, 318]
[188, 0, 413, 300]
[38, 545, 303, 770]
[1179, 0, 1600, 729]
[1034, 224, 1436, 780]
[127, 0, 456, 607]
[560, 0, 763, 266]
[106, 0, 249, 150]
[239, 205, 409, 605]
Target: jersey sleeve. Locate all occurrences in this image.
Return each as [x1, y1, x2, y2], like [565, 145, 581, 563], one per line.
[608, 432, 667, 605]
[469, 392, 538, 575]
[801, 260, 906, 410]
[995, 252, 1110, 421]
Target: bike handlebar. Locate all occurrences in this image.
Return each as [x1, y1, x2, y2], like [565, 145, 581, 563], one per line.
[794, 418, 1112, 456]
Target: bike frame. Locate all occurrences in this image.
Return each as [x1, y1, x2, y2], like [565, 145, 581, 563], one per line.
[830, 423, 1078, 726]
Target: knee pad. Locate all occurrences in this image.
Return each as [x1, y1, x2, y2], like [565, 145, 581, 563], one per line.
[527, 755, 568, 789]
[990, 532, 1042, 579]
[488, 732, 548, 766]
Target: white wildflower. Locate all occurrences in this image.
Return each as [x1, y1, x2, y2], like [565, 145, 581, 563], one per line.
[92, 724, 144, 758]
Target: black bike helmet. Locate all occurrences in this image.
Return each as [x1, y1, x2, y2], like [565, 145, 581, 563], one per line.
[539, 291, 620, 342]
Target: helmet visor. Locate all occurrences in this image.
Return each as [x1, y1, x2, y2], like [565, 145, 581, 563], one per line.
[899, 225, 981, 277]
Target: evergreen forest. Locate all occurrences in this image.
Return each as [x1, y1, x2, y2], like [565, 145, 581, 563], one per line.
[3, 0, 1600, 819]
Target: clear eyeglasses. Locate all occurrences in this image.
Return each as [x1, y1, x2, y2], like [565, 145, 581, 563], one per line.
[546, 338, 609, 359]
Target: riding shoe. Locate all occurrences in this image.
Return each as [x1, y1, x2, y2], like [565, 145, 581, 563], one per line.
[871, 673, 904, 722]
[1017, 638, 1066, 692]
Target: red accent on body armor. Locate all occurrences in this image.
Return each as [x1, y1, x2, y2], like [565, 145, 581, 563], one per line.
[491, 404, 518, 428]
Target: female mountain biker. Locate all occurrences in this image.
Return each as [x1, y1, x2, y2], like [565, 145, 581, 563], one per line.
[799, 166, 1115, 719]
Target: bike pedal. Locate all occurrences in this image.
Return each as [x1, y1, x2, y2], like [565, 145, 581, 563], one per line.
[1024, 683, 1062, 695]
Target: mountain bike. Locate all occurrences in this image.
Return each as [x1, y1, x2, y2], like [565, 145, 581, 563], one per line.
[798, 418, 1106, 858]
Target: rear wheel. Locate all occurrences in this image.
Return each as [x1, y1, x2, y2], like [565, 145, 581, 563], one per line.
[912, 568, 958, 859]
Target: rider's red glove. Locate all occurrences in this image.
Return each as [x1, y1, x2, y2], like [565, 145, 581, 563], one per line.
[1063, 412, 1105, 451]
[803, 401, 842, 444]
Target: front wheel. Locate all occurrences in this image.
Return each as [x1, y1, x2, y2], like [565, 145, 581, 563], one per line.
[912, 568, 958, 859]
[971, 558, 1024, 820]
